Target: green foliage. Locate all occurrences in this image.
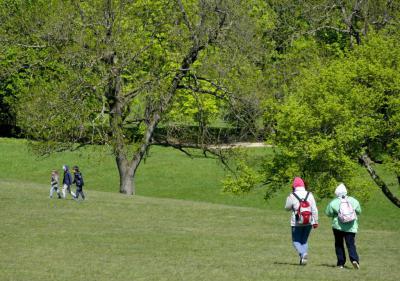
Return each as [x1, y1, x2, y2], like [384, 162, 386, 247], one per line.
[221, 148, 265, 195]
[167, 88, 221, 125]
[2, 0, 400, 201]
[264, 31, 400, 201]
[222, 159, 262, 194]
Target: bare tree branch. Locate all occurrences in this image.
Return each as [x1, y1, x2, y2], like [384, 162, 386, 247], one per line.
[151, 138, 236, 173]
[189, 74, 234, 95]
[359, 154, 400, 208]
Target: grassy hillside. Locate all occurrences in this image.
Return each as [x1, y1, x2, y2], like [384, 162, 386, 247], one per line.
[1, 138, 400, 280]
[1, 137, 399, 212]
[0, 138, 277, 209]
[0, 180, 399, 281]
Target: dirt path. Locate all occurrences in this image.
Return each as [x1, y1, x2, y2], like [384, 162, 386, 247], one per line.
[209, 142, 272, 149]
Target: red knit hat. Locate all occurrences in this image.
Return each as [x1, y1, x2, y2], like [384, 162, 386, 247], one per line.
[292, 177, 305, 188]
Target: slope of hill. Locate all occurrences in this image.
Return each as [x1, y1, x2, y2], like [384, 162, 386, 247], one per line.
[0, 179, 399, 281]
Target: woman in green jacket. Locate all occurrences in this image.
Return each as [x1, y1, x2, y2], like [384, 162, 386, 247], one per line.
[325, 183, 361, 269]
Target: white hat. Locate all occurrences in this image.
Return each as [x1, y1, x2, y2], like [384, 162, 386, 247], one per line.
[335, 183, 347, 197]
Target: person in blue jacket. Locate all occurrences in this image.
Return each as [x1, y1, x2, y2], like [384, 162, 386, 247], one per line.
[62, 165, 75, 199]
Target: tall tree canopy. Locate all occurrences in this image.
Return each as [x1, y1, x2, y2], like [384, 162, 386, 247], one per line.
[2, 0, 399, 206]
[264, 31, 400, 206]
[223, 1, 400, 208]
[1, 0, 267, 195]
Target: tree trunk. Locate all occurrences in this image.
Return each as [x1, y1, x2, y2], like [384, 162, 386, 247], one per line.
[116, 156, 135, 195]
[106, 1, 227, 195]
[359, 154, 400, 208]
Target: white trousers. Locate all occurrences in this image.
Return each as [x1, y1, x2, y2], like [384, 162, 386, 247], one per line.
[49, 186, 61, 198]
[62, 184, 76, 198]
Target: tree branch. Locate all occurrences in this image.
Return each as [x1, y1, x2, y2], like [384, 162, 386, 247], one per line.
[177, 85, 227, 99]
[188, 75, 234, 95]
[359, 154, 400, 208]
[122, 80, 152, 103]
[177, 0, 195, 40]
[208, 4, 227, 44]
[151, 138, 236, 173]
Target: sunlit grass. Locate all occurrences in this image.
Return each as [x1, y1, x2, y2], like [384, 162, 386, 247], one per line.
[0, 180, 399, 281]
[1, 138, 399, 280]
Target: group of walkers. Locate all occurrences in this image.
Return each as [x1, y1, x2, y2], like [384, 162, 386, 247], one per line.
[49, 165, 85, 200]
[285, 177, 361, 269]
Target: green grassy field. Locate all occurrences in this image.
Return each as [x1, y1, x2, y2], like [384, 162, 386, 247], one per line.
[0, 138, 399, 280]
[0, 138, 276, 209]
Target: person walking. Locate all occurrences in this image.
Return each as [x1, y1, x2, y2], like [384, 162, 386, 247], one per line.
[72, 165, 85, 200]
[285, 177, 319, 265]
[62, 165, 76, 199]
[49, 170, 62, 199]
[325, 183, 361, 269]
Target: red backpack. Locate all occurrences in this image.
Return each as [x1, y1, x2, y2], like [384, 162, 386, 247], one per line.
[292, 192, 312, 225]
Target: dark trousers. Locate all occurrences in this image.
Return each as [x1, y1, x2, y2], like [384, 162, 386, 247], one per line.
[75, 186, 85, 199]
[332, 228, 359, 266]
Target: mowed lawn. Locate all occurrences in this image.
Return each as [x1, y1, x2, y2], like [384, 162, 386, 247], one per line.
[0, 138, 276, 209]
[0, 138, 399, 280]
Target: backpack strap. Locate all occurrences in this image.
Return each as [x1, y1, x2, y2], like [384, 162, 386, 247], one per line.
[292, 192, 302, 202]
[292, 191, 310, 202]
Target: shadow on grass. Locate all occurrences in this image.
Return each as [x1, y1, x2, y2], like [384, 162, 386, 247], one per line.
[274, 262, 340, 268]
[316, 263, 338, 268]
[273, 261, 300, 266]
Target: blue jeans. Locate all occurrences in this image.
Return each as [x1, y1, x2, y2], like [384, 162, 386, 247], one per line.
[291, 225, 312, 257]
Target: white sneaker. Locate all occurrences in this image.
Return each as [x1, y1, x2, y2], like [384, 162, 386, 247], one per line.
[352, 261, 360, 269]
[301, 253, 308, 265]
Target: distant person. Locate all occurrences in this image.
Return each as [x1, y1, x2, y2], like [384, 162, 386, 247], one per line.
[72, 165, 85, 200]
[62, 165, 76, 199]
[49, 170, 61, 199]
[285, 177, 319, 265]
[325, 183, 361, 269]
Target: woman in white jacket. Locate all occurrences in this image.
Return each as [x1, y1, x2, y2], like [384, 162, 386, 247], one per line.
[285, 177, 319, 265]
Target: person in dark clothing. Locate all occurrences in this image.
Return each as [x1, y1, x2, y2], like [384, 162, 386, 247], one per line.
[72, 166, 85, 200]
[62, 165, 76, 199]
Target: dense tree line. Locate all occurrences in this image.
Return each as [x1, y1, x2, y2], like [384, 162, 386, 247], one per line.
[1, 0, 399, 206]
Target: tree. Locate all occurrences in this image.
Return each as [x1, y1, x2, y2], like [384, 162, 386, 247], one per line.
[264, 31, 400, 207]
[220, 1, 400, 208]
[0, 0, 47, 137]
[286, 0, 400, 48]
[1, 0, 265, 195]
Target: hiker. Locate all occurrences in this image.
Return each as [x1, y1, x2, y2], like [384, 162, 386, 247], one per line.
[72, 165, 85, 200]
[62, 165, 76, 199]
[285, 177, 319, 265]
[49, 170, 61, 199]
[325, 183, 361, 269]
